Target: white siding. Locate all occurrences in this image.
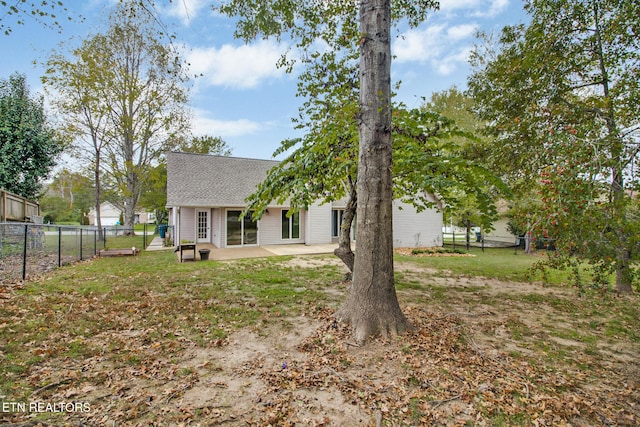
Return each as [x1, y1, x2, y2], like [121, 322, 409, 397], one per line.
[100, 216, 119, 226]
[306, 203, 332, 244]
[211, 208, 222, 247]
[392, 201, 442, 248]
[175, 200, 443, 248]
[179, 208, 196, 243]
[258, 208, 305, 245]
[258, 209, 282, 246]
[484, 217, 517, 244]
[89, 202, 121, 226]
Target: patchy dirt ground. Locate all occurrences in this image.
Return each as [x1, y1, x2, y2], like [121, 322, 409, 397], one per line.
[1, 253, 639, 426]
[0, 251, 78, 284]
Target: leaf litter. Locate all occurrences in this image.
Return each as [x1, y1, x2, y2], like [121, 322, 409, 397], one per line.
[0, 256, 638, 426]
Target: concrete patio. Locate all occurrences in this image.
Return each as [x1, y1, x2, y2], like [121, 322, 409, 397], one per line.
[146, 236, 338, 261]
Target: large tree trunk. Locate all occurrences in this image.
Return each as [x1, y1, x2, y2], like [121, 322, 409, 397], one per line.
[336, 0, 410, 344]
[592, 2, 632, 293]
[123, 193, 137, 235]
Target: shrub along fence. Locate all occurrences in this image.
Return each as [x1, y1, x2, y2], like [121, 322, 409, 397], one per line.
[0, 223, 157, 283]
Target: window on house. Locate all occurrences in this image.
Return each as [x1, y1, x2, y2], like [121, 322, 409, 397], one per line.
[282, 210, 300, 239]
[331, 210, 344, 238]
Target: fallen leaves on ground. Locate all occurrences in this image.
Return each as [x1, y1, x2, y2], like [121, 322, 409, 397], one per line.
[1, 258, 638, 426]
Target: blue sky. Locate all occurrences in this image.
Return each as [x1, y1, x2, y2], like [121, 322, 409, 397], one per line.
[0, 0, 528, 162]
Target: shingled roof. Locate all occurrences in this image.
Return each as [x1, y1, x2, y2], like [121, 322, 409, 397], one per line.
[166, 152, 280, 207]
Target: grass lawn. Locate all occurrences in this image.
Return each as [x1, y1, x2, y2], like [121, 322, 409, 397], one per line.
[0, 248, 638, 426]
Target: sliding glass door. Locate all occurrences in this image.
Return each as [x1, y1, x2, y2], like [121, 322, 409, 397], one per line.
[226, 210, 258, 246]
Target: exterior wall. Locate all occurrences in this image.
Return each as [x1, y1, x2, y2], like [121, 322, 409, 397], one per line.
[257, 209, 281, 246]
[258, 208, 305, 246]
[392, 201, 443, 248]
[89, 202, 121, 226]
[306, 203, 332, 245]
[134, 211, 155, 224]
[169, 207, 177, 241]
[179, 208, 196, 243]
[211, 208, 222, 247]
[173, 201, 443, 249]
[484, 217, 517, 244]
[100, 204, 120, 226]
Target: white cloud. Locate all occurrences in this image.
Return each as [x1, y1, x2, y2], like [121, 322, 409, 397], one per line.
[438, 0, 510, 17]
[393, 24, 447, 63]
[484, 0, 510, 17]
[439, 0, 482, 13]
[393, 22, 478, 75]
[447, 24, 478, 41]
[185, 40, 288, 89]
[434, 47, 473, 75]
[192, 112, 264, 138]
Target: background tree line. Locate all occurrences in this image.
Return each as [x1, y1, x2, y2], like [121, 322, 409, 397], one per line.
[1, 1, 231, 230]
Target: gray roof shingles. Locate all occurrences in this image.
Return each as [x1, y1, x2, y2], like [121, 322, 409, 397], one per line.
[166, 152, 280, 207]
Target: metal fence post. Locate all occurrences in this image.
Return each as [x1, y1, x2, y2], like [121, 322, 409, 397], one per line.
[22, 223, 28, 280]
[80, 228, 83, 261]
[58, 226, 62, 267]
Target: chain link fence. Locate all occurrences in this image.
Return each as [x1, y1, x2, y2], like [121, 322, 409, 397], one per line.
[0, 223, 158, 283]
[444, 232, 557, 254]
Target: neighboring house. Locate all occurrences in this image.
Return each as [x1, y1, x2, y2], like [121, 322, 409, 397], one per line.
[483, 217, 518, 245]
[483, 200, 518, 245]
[88, 201, 121, 226]
[135, 211, 156, 225]
[166, 152, 443, 248]
[88, 202, 156, 226]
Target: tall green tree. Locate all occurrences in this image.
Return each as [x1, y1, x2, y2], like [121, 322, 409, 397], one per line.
[139, 136, 232, 226]
[468, 0, 640, 292]
[104, 1, 190, 232]
[176, 135, 232, 156]
[44, 1, 191, 233]
[217, 0, 438, 342]
[44, 33, 116, 235]
[421, 87, 505, 235]
[0, 73, 63, 199]
[139, 161, 169, 226]
[39, 169, 93, 224]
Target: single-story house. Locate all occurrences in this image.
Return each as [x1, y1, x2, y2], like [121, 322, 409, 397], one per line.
[88, 201, 156, 226]
[88, 201, 121, 226]
[166, 152, 443, 248]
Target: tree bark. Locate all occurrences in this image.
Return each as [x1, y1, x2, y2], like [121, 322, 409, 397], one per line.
[592, 1, 632, 293]
[336, 0, 410, 344]
[334, 180, 357, 276]
[94, 154, 103, 241]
